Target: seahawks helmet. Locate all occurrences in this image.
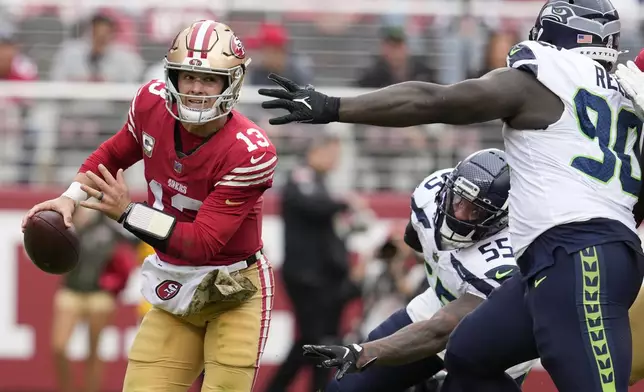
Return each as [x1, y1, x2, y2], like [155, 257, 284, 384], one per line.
[434, 149, 510, 250]
[529, 0, 621, 69]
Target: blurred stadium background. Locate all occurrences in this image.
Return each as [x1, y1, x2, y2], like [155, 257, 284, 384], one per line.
[2, 0, 644, 391]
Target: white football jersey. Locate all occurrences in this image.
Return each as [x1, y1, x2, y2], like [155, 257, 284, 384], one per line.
[504, 40, 641, 258]
[406, 169, 536, 379]
[408, 169, 518, 305]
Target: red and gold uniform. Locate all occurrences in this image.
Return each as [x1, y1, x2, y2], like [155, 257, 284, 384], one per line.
[78, 20, 275, 391]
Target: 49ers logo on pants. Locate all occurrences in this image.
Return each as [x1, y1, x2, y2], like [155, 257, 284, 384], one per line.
[155, 280, 182, 300]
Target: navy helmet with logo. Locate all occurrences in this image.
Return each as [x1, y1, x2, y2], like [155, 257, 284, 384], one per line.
[434, 149, 510, 250]
[529, 0, 621, 69]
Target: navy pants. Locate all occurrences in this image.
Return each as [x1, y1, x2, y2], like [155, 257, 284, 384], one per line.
[442, 240, 643, 392]
[326, 309, 444, 392]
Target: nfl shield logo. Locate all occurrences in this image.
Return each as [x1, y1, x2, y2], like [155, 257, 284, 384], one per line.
[173, 161, 183, 173]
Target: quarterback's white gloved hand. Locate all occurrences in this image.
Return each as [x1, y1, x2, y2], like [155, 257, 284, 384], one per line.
[615, 60, 644, 120]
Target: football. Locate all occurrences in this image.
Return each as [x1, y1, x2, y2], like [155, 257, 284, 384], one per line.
[23, 211, 80, 275]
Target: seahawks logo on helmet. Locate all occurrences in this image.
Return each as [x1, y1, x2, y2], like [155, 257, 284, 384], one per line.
[530, 0, 621, 69]
[540, 4, 575, 24]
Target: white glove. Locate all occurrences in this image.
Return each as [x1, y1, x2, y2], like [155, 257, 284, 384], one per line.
[615, 60, 644, 121]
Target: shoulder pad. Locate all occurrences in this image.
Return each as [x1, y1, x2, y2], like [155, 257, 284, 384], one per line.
[412, 168, 453, 208]
[507, 40, 541, 77]
[133, 80, 167, 114]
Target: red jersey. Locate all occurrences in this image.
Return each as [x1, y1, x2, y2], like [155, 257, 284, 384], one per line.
[80, 80, 277, 267]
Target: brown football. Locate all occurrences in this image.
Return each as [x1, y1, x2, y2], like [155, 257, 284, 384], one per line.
[23, 211, 80, 275]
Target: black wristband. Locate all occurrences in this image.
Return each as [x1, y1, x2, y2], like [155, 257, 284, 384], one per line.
[321, 96, 341, 123]
[118, 202, 135, 223]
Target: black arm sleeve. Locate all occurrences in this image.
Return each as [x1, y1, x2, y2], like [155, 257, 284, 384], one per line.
[404, 219, 423, 253]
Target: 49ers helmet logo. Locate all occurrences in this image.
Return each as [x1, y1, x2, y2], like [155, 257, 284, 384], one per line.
[155, 280, 182, 300]
[231, 35, 246, 59]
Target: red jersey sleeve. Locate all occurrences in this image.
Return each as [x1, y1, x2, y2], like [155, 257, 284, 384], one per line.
[79, 83, 150, 176]
[164, 149, 278, 263]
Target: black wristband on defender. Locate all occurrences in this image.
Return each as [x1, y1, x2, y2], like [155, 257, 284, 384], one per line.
[323, 96, 341, 123]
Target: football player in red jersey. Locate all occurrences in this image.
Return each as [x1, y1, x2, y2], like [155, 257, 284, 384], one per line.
[22, 20, 276, 392]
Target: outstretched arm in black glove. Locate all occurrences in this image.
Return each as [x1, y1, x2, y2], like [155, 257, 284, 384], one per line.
[302, 343, 376, 380]
[302, 293, 483, 380]
[259, 67, 558, 130]
[258, 74, 341, 125]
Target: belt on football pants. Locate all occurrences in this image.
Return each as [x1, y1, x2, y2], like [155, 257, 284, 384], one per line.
[245, 249, 263, 266]
[223, 249, 263, 274]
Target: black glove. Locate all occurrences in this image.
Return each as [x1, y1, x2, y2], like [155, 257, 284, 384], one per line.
[302, 343, 376, 380]
[634, 183, 644, 227]
[258, 73, 341, 125]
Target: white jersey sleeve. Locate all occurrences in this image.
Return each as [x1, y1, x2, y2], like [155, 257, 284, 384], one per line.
[451, 230, 518, 299]
[406, 287, 443, 323]
[410, 168, 453, 234]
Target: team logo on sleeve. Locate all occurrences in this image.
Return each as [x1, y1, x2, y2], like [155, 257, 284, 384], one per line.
[142, 132, 155, 158]
[155, 280, 182, 300]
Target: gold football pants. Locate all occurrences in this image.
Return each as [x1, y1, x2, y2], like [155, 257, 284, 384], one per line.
[123, 259, 274, 392]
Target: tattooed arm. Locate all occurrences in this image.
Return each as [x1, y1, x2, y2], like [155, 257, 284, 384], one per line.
[357, 293, 484, 366]
[260, 68, 562, 130]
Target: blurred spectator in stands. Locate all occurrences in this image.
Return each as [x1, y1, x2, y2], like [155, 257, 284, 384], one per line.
[50, 13, 143, 83]
[352, 220, 426, 339]
[355, 25, 434, 88]
[0, 25, 38, 83]
[434, 12, 488, 84]
[267, 133, 364, 392]
[0, 24, 38, 184]
[247, 22, 313, 86]
[48, 13, 144, 167]
[51, 207, 137, 392]
[478, 29, 520, 76]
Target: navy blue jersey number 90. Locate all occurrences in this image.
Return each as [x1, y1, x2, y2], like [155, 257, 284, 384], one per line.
[571, 88, 642, 197]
